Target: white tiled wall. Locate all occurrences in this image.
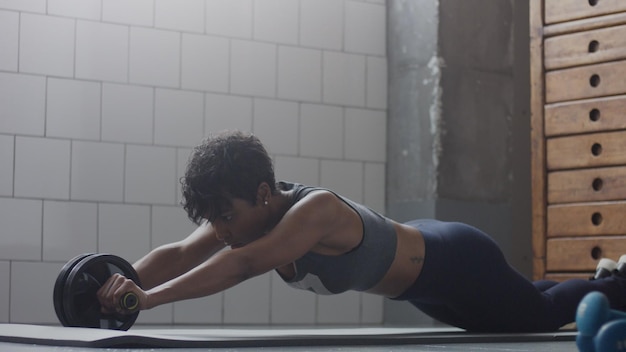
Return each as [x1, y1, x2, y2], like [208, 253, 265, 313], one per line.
[0, 261, 9, 323]
[0, 0, 387, 326]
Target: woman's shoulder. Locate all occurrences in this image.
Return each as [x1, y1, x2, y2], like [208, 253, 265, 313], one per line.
[278, 181, 336, 202]
[286, 190, 350, 235]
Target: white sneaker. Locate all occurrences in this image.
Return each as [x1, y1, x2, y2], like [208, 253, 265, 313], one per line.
[594, 258, 618, 280]
[616, 255, 626, 277]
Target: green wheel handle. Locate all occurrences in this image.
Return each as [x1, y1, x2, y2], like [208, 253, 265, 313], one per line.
[120, 292, 139, 311]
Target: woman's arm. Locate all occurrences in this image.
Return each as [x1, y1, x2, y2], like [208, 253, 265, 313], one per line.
[143, 249, 257, 309]
[100, 191, 349, 312]
[144, 191, 347, 308]
[134, 221, 226, 290]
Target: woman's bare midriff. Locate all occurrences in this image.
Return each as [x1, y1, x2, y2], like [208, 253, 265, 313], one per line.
[275, 221, 425, 298]
[365, 222, 425, 298]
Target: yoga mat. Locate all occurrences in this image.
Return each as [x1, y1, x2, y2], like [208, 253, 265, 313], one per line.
[0, 324, 577, 348]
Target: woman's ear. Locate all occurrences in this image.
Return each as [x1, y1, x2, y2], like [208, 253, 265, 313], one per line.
[257, 182, 271, 205]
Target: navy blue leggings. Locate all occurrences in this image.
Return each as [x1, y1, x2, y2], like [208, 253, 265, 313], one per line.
[393, 220, 626, 332]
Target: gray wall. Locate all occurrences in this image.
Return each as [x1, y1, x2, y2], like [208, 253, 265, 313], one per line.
[385, 0, 531, 324]
[0, 0, 388, 326]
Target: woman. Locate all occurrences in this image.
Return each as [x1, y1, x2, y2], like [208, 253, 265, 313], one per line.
[97, 130, 626, 332]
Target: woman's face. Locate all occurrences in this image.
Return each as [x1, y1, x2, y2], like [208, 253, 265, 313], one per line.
[211, 197, 270, 248]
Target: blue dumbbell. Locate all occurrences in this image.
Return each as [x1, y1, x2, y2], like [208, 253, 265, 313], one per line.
[577, 334, 595, 352]
[576, 292, 626, 351]
[595, 319, 626, 352]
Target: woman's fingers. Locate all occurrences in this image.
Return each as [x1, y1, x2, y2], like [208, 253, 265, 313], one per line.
[112, 278, 142, 313]
[97, 273, 138, 314]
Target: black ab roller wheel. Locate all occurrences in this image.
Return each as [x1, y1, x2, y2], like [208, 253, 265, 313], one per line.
[53, 253, 93, 327]
[53, 253, 141, 330]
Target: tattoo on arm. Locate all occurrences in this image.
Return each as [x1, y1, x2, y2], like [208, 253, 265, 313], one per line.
[410, 256, 424, 265]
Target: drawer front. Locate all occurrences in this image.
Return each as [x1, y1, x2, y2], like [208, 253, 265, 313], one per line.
[548, 166, 626, 204]
[545, 0, 626, 24]
[546, 236, 626, 271]
[547, 201, 626, 237]
[545, 95, 626, 137]
[546, 60, 626, 103]
[545, 273, 593, 282]
[545, 24, 626, 69]
[547, 130, 626, 170]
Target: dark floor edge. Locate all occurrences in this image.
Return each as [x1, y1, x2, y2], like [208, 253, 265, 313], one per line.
[0, 331, 578, 349]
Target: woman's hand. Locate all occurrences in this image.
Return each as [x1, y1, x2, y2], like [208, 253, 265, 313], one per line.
[96, 273, 149, 314]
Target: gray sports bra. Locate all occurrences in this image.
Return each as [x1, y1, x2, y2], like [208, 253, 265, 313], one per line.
[276, 181, 397, 295]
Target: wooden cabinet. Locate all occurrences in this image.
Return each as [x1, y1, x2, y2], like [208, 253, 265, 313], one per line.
[530, 0, 626, 281]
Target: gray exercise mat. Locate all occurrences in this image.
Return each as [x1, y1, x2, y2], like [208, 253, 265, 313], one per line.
[0, 324, 577, 348]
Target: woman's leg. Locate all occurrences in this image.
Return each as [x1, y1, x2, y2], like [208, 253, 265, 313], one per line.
[404, 301, 472, 329]
[534, 280, 559, 291]
[398, 220, 626, 332]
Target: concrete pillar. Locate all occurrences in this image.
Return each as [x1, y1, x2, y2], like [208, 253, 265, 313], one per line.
[385, 0, 531, 325]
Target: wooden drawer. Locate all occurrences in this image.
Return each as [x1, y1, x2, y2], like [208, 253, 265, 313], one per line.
[545, 0, 626, 25]
[547, 201, 626, 237]
[546, 236, 626, 271]
[545, 95, 626, 137]
[547, 130, 626, 170]
[545, 273, 593, 282]
[548, 166, 626, 204]
[546, 60, 626, 103]
[545, 24, 626, 69]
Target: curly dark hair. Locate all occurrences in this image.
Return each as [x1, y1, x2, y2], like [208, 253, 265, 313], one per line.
[181, 131, 277, 224]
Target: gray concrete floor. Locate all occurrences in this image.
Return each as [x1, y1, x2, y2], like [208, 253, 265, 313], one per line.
[0, 340, 577, 351]
[0, 324, 578, 352]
